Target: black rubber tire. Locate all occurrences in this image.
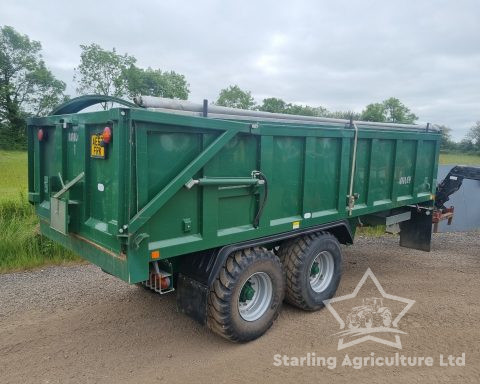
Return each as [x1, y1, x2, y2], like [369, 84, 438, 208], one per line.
[207, 247, 285, 342]
[278, 232, 342, 311]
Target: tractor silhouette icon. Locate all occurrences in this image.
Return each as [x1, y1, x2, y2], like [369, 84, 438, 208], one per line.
[346, 297, 392, 329]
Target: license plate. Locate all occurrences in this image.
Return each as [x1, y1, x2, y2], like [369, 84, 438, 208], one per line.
[90, 134, 105, 158]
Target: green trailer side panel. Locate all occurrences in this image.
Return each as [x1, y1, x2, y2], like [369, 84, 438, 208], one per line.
[28, 107, 441, 284]
[270, 136, 304, 222]
[303, 137, 341, 215]
[145, 129, 202, 202]
[353, 138, 370, 207]
[396, 140, 416, 200]
[416, 140, 437, 195]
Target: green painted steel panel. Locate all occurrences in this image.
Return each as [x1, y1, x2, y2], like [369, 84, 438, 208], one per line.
[304, 137, 341, 215]
[27, 106, 441, 283]
[370, 139, 395, 204]
[146, 130, 203, 200]
[396, 140, 416, 200]
[352, 139, 370, 206]
[270, 136, 304, 222]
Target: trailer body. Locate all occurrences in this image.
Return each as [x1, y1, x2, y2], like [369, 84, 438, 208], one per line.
[27, 98, 440, 287]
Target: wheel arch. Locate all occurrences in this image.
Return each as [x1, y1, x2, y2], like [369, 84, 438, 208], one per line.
[323, 224, 354, 245]
[176, 220, 353, 325]
[180, 219, 353, 288]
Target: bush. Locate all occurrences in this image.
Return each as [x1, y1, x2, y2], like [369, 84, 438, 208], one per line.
[0, 122, 27, 150]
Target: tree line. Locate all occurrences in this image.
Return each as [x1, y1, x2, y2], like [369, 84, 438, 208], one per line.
[1, 25, 479, 153]
[216, 85, 418, 123]
[0, 25, 188, 149]
[215, 85, 479, 154]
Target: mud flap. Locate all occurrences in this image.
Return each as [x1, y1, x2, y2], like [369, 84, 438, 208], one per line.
[176, 274, 209, 325]
[399, 208, 433, 252]
[176, 249, 219, 325]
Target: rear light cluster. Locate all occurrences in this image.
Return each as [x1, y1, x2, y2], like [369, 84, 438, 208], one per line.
[102, 126, 112, 145]
[37, 126, 112, 144]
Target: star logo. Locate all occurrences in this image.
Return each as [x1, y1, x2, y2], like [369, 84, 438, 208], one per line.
[324, 268, 415, 350]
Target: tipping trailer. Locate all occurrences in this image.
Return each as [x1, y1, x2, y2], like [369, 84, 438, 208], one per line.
[28, 95, 442, 341]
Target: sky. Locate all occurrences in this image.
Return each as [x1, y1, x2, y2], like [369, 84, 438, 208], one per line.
[1, 0, 479, 140]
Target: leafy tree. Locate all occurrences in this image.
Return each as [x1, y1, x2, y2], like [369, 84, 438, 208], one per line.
[383, 97, 417, 123]
[75, 44, 190, 106]
[258, 97, 332, 117]
[361, 98, 417, 124]
[325, 110, 361, 120]
[258, 97, 360, 120]
[285, 103, 323, 116]
[216, 85, 256, 109]
[74, 43, 136, 108]
[28, 67, 69, 116]
[467, 121, 480, 150]
[360, 103, 386, 122]
[258, 97, 287, 113]
[458, 138, 475, 153]
[437, 125, 456, 151]
[126, 67, 189, 100]
[0, 25, 66, 149]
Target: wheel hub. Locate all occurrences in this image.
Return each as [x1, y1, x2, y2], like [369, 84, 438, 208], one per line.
[239, 281, 255, 302]
[309, 251, 335, 293]
[238, 272, 273, 322]
[310, 262, 320, 277]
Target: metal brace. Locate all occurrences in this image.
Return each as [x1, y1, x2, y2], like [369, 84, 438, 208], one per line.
[133, 233, 150, 249]
[53, 172, 85, 199]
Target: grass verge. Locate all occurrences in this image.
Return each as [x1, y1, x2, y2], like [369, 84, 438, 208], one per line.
[1, 151, 81, 273]
[0, 197, 81, 273]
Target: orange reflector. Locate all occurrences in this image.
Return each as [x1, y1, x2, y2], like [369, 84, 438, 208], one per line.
[151, 250, 160, 259]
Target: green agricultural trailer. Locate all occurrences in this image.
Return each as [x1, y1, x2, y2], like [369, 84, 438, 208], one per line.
[27, 95, 442, 341]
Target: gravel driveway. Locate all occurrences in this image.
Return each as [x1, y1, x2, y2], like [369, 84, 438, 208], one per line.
[0, 232, 479, 383]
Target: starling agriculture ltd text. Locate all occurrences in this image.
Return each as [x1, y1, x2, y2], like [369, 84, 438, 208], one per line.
[273, 352, 466, 370]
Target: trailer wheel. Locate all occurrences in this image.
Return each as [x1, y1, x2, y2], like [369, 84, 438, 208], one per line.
[207, 247, 285, 342]
[279, 232, 342, 310]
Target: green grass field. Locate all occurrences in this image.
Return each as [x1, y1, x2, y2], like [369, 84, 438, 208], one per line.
[0, 151, 80, 273]
[1, 150, 28, 200]
[439, 152, 480, 165]
[1, 150, 479, 273]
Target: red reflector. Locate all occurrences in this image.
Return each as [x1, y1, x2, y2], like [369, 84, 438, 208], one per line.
[102, 126, 112, 144]
[161, 276, 170, 290]
[37, 128, 44, 141]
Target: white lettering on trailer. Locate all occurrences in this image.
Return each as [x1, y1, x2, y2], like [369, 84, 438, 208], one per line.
[68, 132, 78, 142]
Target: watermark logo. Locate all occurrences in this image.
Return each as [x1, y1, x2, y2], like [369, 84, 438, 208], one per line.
[324, 268, 415, 350]
[273, 269, 466, 369]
